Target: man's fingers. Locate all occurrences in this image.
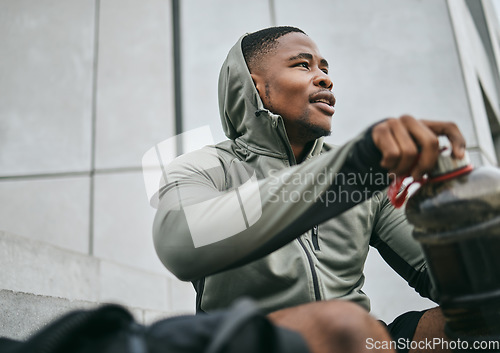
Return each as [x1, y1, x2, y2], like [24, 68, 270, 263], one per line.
[371, 120, 401, 172]
[398, 116, 439, 180]
[388, 117, 419, 176]
[372, 116, 466, 180]
[372, 116, 436, 179]
[420, 120, 466, 159]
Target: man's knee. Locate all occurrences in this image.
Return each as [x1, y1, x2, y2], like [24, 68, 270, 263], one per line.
[269, 300, 392, 353]
[313, 301, 388, 344]
[269, 300, 377, 331]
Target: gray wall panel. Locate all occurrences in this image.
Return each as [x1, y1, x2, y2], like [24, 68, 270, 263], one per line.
[0, 177, 90, 253]
[0, 0, 95, 176]
[93, 171, 169, 275]
[95, 0, 175, 169]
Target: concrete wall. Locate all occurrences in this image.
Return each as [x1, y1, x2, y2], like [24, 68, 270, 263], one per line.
[0, 0, 195, 339]
[1, 0, 499, 338]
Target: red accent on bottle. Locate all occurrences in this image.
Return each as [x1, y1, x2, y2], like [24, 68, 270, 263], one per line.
[388, 164, 474, 208]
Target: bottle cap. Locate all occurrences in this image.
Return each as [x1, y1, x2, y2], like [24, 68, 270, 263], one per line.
[430, 149, 471, 177]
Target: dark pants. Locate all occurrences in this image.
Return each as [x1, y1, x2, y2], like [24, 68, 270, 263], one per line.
[383, 310, 428, 353]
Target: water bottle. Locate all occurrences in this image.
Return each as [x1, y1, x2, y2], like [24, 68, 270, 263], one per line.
[405, 150, 500, 344]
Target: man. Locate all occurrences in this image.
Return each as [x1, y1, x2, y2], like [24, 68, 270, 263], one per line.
[153, 26, 465, 353]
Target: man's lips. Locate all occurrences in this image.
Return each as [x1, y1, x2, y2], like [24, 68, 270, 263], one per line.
[309, 90, 336, 115]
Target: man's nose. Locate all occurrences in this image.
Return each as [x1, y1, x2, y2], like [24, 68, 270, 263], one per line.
[314, 71, 333, 90]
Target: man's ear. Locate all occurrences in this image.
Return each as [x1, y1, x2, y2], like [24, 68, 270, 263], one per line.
[251, 73, 264, 96]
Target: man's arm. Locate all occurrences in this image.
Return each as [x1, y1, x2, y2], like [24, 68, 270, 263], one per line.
[153, 128, 387, 281]
[154, 116, 466, 282]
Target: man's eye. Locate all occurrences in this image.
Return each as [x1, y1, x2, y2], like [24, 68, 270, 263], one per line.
[322, 68, 329, 74]
[297, 62, 309, 69]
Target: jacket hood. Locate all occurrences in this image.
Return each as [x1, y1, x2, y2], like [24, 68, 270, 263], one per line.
[218, 34, 324, 160]
[218, 34, 264, 140]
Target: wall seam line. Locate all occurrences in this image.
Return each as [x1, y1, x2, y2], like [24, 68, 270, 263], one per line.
[89, 0, 101, 256]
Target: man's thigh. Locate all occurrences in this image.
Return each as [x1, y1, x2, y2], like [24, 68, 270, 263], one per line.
[268, 300, 395, 353]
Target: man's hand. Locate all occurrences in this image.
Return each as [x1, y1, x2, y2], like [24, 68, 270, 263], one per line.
[372, 115, 466, 180]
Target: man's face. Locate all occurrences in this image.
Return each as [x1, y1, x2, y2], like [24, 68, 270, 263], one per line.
[251, 32, 335, 144]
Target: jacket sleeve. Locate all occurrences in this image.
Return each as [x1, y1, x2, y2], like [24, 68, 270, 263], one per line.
[369, 194, 439, 302]
[153, 128, 388, 281]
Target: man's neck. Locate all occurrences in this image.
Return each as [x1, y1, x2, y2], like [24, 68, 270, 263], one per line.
[290, 140, 315, 164]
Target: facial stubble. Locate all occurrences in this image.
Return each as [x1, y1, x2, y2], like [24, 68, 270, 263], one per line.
[265, 83, 331, 142]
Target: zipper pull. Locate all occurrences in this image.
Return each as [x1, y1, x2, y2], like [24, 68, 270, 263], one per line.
[311, 225, 320, 250]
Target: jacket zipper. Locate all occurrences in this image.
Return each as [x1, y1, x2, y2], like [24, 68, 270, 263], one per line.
[297, 237, 321, 301]
[311, 225, 320, 250]
[274, 119, 321, 301]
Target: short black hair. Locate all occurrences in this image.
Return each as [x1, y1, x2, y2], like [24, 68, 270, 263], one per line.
[242, 26, 306, 72]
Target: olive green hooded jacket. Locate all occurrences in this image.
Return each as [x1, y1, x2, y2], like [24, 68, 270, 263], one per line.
[153, 34, 437, 314]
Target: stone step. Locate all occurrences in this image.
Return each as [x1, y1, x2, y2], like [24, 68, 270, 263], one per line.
[0, 289, 177, 340]
[0, 230, 196, 339]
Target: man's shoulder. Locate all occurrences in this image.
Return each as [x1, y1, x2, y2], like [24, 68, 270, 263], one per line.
[168, 146, 217, 170]
[166, 140, 237, 174]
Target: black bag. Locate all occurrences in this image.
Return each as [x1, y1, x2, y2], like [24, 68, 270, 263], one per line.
[0, 298, 310, 353]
